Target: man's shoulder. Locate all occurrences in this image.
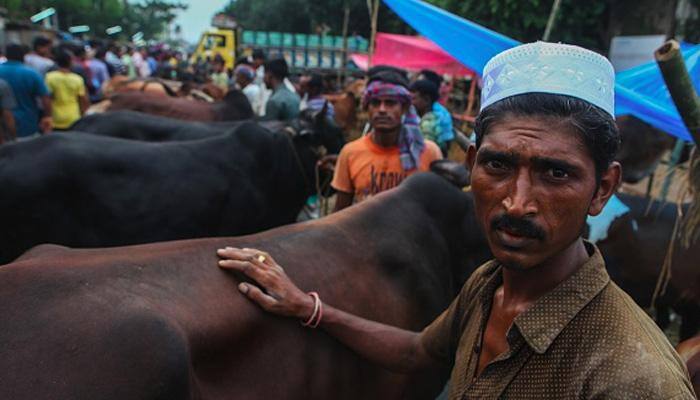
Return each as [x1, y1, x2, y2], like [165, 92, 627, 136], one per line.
[560, 282, 694, 396]
[424, 139, 441, 154]
[339, 136, 369, 155]
[1, 62, 35, 76]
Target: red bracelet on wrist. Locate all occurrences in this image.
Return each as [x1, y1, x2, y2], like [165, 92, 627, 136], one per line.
[301, 292, 323, 328]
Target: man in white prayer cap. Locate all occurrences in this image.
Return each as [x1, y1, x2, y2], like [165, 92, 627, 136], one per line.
[217, 42, 696, 399]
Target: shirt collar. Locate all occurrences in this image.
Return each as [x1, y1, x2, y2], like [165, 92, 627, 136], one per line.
[512, 241, 610, 354]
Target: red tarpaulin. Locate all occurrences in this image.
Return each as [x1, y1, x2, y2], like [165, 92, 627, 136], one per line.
[351, 32, 474, 77]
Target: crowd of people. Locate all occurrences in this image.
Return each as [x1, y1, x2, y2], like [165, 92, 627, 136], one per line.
[0, 35, 461, 222]
[0, 36, 195, 142]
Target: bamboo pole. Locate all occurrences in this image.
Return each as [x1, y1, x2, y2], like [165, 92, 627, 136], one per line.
[655, 39, 700, 145]
[542, 0, 562, 42]
[654, 39, 700, 251]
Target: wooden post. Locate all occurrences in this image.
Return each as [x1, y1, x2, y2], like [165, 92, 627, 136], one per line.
[368, 0, 380, 68]
[655, 40, 700, 145]
[465, 77, 477, 117]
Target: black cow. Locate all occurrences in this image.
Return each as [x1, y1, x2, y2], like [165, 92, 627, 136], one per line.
[0, 114, 343, 264]
[0, 173, 488, 400]
[72, 110, 309, 142]
[71, 110, 239, 141]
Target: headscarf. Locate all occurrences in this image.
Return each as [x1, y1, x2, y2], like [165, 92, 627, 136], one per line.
[234, 64, 255, 80]
[362, 81, 426, 171]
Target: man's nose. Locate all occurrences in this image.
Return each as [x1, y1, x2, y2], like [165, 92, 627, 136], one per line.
[502, 170, 538, 218]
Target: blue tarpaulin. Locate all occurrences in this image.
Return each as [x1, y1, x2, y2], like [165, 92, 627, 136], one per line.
[615, 45, 700, 142]
[383, 0, 698, 142]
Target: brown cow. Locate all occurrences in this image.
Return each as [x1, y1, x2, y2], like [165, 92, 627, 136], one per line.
[326, 79, 367, 140]
[676, 336, 700, 396]
[105, 90, 253, 122]
[596, 194, 700, 340]
[0, 173, 489, 400]
[102, 76, 179, 98]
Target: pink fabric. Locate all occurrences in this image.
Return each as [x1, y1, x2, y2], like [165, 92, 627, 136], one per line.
[351, 33, 474, 77]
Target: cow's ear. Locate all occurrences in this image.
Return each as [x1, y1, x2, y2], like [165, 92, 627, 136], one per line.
[315, 101, 329, 126]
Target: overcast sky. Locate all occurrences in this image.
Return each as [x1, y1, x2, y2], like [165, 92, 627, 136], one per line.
[174, 0, 230, 44]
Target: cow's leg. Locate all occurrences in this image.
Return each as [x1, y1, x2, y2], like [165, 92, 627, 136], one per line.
[83, 313, 197, 400]
[655, 303, 671, 330]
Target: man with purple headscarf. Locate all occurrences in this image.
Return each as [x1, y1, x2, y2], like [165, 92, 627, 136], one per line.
[329, 70, 442, 212]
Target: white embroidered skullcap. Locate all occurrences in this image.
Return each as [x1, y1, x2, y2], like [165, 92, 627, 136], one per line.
[480, 41, 615, 117]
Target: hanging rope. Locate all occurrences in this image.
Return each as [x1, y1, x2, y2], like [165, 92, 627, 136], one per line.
[681, 148, 700, 248]
[650, 170, 690, 308]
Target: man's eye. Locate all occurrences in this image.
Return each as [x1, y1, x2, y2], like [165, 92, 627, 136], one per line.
[486, 160, 507, 170]
[548, 168, 569, 179]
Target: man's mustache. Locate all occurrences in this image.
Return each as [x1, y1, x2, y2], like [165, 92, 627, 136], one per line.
[491, 214, 546, 241]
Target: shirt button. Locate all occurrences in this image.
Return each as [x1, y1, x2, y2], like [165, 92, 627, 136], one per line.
[473, 344, 481, 354]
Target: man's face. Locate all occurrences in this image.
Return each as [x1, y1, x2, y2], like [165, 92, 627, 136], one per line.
[263, 71, 273, 89]
[410, 91, 430, 115]
[298, 76, 311, 97]
[37, 44, 52, 58]
[367, 96, 406, 132]
[467, 115, 617, 270]
[235, 72, 248, 87]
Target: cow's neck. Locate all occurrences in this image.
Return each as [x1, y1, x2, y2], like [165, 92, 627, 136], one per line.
[267, 132, 315, 222]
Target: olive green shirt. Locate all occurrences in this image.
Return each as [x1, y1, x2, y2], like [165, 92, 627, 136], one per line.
[264, 85, 300, 121]
[421, 243, 696, 399]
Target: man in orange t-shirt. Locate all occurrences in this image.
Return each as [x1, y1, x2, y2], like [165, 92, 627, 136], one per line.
[331, 72, 442, 211]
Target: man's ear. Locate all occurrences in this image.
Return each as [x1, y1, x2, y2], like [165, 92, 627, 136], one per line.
[466, 143, 477, 172]
[588, 161, 622, 216]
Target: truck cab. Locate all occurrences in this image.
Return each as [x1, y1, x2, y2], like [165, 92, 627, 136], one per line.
[190, 14, 237, 71]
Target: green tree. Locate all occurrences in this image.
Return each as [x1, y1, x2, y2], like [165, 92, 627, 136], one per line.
[0, 0, 186, 42]
[219, 0, 410, 37]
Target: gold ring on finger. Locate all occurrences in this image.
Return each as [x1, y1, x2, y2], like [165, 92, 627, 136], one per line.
[256, 254, 266, 263]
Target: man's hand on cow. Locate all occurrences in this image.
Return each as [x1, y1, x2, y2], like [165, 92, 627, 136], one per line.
[217, 247, 315, 320]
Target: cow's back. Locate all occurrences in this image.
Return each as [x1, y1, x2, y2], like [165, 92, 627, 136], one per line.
[71, 111, 230, 141]
[0, 129, 282, 264]
[0, 173, 473, 399]
[107, 92, 217, 121]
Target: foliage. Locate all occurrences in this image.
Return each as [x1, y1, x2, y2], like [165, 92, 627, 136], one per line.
[221, 0, 682, 53]
[0, 0, 187, 41]
[680, 0, 700, 43]
[426, 0, 608, 50]
[219, 0, 409, 37]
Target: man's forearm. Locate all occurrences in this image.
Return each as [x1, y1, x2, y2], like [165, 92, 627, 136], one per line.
[40, 96, 52, 117]
[3, 111, 16, 140]
[79, 95, 89, 115]
[333, 191, 353, 212]
[318, 304, 440, 373]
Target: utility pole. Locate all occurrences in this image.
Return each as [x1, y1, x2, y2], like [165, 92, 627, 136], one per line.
[368, 0, 380, 67]
[339, 4, 350, 88]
